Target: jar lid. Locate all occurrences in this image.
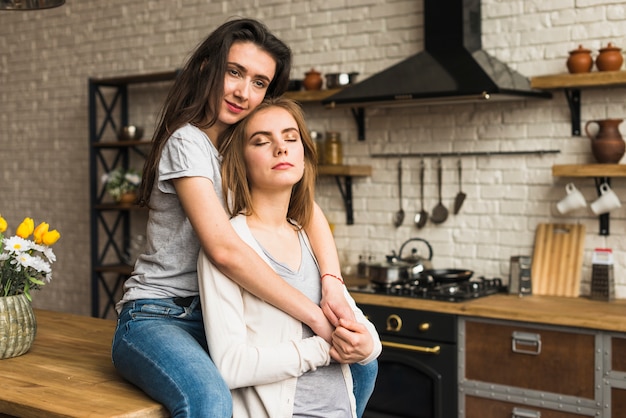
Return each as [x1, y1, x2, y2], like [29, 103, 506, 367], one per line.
[569, 44, 591, 54]
[600, 42, 621, 52]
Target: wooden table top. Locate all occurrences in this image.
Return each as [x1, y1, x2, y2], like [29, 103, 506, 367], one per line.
[0, 310, 168, 418]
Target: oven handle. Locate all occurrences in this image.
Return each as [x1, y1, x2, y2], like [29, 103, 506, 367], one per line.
[382, 340, 441, 355]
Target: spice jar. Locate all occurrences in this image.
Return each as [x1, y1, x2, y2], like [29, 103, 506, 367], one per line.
[324, 131, 343, 165]
[309, 130, 324, 164]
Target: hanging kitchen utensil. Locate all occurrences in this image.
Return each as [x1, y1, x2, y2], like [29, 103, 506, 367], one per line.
[414, 160, 428, 228]
[431, 159, 448, 224]
[393, 160, 405, 227]
[453, 159, 467, 214]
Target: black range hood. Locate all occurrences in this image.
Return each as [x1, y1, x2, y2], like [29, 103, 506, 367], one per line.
[322, 0, 551, 108]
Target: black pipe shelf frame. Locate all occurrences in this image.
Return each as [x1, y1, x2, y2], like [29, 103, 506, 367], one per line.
[88, 71, 178, 318]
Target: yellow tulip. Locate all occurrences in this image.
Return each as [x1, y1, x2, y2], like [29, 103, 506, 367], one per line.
[34, 222, 49, 244]
[16, 217, 34, 239]
[0, 214, 7, 233]
[43, 229, 61, 246]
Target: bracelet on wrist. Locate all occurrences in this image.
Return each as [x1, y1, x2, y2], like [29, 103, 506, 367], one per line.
[321, 273, 344, 284]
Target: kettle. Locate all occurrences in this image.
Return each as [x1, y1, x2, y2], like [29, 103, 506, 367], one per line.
[398, 237, 434, 278]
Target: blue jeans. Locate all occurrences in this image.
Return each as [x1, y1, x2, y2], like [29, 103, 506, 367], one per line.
[112, 297, 378, 418]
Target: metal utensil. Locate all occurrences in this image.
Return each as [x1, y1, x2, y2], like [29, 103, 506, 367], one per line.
[453, 159, 467, 214]
[431, 159, 448, 224]
[414, 160, 428, 228]
[393, 160, 405, 227]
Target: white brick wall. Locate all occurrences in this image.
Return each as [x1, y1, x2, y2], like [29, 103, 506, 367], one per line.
[0, 0, 624, 317]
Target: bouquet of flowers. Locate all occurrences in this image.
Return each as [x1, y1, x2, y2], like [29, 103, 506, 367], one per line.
[0, 214, 61, 300]
[101, 167, 142, 201]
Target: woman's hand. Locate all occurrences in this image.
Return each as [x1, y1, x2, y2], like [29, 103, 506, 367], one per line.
[329, 318, 374, 364]
[321, 276, 356, 326]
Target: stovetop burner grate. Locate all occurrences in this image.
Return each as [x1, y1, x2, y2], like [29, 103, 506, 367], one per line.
[350, 276, 506, 302]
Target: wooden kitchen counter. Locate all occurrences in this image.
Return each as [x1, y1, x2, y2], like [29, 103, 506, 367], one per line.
[0, 310, 168, 418]
[348, 279, 626, 333]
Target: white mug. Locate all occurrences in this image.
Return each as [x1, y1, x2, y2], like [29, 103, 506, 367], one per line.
[590, 183, 622, 215]
[556, 183, 587, 214]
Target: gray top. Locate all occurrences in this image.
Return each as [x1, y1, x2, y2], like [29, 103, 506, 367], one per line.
[116, 124, 222, 312]
[262, 230, 351, 418]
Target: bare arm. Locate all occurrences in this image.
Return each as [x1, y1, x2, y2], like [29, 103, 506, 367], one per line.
[175, 176, 334, 342]
[305, 203, 356, 326]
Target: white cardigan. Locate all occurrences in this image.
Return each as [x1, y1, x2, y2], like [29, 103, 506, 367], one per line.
[198, 215, 381, 418]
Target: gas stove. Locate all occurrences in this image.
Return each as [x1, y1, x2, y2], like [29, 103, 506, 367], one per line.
[349, 276, 506, 302]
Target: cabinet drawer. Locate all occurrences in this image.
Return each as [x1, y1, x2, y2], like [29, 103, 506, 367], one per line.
[612, 336, 626, 372]
[465, 395, 595, 418]
[465, 320, 595, 398]
[613, 387, 626, 417]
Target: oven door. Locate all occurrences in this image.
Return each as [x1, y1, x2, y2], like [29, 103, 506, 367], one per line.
[363, 337, 457, 418]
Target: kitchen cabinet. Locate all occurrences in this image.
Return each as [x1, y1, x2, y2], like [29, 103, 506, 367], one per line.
[604, 335, 626, 417]
[459, 317, 615, 417]
[531, 70, 626, 136]
[552, 164, 626, 236]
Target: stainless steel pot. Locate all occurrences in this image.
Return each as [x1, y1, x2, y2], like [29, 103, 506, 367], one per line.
[368, 260, 421, 284]
[325, 72, 359, 89]
[369, 237, 434, 285]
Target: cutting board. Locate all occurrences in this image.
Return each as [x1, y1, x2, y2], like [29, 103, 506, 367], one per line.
[531, 223, 586, 297]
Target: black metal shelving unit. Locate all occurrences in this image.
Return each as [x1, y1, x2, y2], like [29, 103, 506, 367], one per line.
[88, 71, 178, 318]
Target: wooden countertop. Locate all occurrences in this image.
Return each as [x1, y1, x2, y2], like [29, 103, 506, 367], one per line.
[347, 279, 626, 333]
[0, 310, 168, 418]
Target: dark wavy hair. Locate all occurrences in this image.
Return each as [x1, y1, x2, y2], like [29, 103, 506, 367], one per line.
[219, 97, 317, 229]
[139, 18, 292, 206]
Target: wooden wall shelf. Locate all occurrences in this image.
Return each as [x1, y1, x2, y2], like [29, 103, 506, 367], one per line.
[531, 70, 626, 136]
[552, 164, 625, 235]
[284, 89, 343, 103]
[552, 164, 626, 177]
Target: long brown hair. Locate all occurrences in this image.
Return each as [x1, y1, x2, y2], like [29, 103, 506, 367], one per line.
[219, 98, 317, 228]
[138, 18, 292, 206]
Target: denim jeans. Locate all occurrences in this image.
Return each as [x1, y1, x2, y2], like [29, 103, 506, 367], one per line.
[112, 297, 232, 418]
[112, 296, 378, 418]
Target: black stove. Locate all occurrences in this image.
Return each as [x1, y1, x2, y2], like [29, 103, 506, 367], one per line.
[350, 276, 506, 302]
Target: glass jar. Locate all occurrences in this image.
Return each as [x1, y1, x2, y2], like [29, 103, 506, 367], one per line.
[310, 130, 324, 164]
[324, 131, 343, 165]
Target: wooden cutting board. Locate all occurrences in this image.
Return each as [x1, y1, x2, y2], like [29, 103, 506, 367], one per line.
[531, 223, 586, 297]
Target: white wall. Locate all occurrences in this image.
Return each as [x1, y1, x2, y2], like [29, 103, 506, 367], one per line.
[0, 0, 624, 316]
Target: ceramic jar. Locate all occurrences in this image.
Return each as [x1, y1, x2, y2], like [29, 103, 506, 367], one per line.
[596, 43, 624, 71]
[585, 119, 626, 164]
[303, 68, 323, 91]
[0, 294, 36, 359]
[567, 45, 593, 73]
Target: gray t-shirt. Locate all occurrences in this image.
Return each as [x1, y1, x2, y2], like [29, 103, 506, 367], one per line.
[262, 230, 351, 418]
[116, 124, 222, 312]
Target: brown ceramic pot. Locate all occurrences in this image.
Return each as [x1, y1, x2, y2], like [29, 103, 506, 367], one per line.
[303, 68, 323, 91]
[596, 43, 624, 71]
[567, 45, 593, 73]
[585, 118, 626, 164]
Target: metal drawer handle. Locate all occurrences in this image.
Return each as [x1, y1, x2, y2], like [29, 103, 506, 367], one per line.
[512, 407, 541, 418]
[386, 314, 402, 332]
[382, 340, 441, 355]
[511, 331, 542, 355]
